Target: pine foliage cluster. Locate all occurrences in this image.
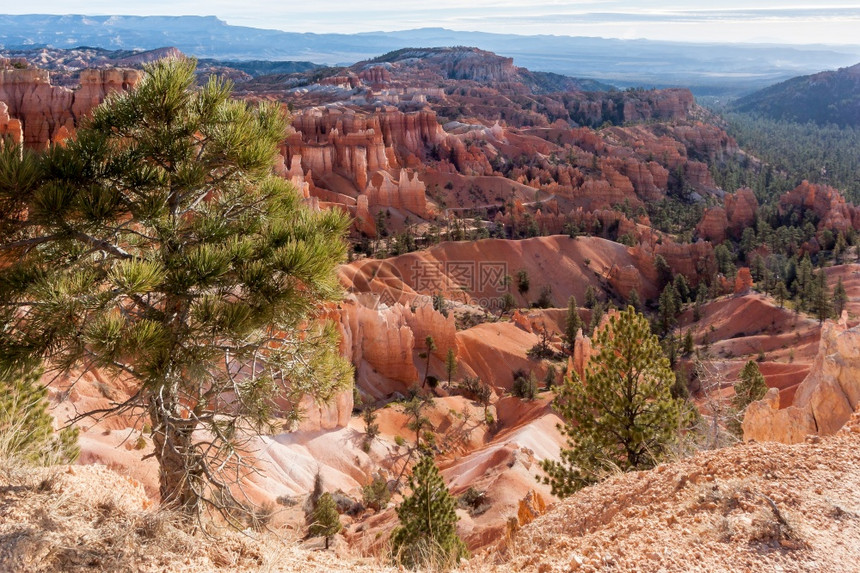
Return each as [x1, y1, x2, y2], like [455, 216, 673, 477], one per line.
[391, 455, 468, 570]
[542, 306, 692, 497]
[309, 492, 342, 549]
[0, 366, 79, 466]
[727, 360, 769, 437]
[0, 57, 352, 518]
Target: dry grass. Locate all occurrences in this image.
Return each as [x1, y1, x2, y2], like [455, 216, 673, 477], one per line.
[0, 460, 396, 573]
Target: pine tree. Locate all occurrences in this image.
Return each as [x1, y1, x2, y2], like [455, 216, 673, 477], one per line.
[501, 292, 516, 313]
[564, 296, 582, 352]
[833, 276, 848, 317]
[0, 58, 352, 519]
[421, 336, 437, 388]
[774, 280, 789, 308]
[403, 395, 432, 449]
[682, 331, 695, 355]
[445, 348, 457, 387]
[657, 283, 678, 336]
[584, 285, 598, 309]
[362, 473, 392, 512]
[673, 274, 691, 304]
[391, 455, 468, 570]
[627, 288, 641, 312]
[654, 254, 672, 289]
[541, 307, 689, 497]
[433, 292, 448, 318]
[309, 492, 342, 549]
[834, 231, 847, 264]
[727, 360, 768, 437]
[0, 365, 79, 465]
[811, 270, 832, 324]
[362, 405, 380, 448]
[588, 302, 605, 336]
[795, 255, 815, 310]
[516, 269, 530, 295]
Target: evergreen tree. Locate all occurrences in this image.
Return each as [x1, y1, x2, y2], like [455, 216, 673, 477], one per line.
[362, 474, 392, 512]
[501, 292, 516, 313]
[627, 288, 641, 311]
[727, 360, 768, 437]
[774, 280, 789, 308]
[673, 274, 691, 304]
[682, 331, 695, 355]
[535, 284, 554, 308]
[795, 255, 815, 310]
[588, 302, 605, 336]
[432, 292, 448, 318]
[0, 365, 79, 465]
[544, 364, 558, 390]
[309, 492, 342, 549]
[811, 270, 832, 324]
[362, 405, 380, 443]
[541, 307, 689, 497]
[654, 254, 672, 289]
[834, 276, 848, 317]
[657, 283, 678, 336]
[445, 348, 457, 387]
[834, 231, 847, 264]
[693, 283, 708, 321]
[391, 455, 468, 570]
[516, 269, 530, 295]
[564, 296, 582, 352]
[714, 243, 736, 277]
[421, 336, 437, 388]
[0, 58, 351, 519]
[403, 395, 432, 449]
[584, 285, 598, 309]
[512, 370, 538, 400]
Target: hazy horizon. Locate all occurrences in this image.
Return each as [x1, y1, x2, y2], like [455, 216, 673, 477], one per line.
[4, 2, 860, 46]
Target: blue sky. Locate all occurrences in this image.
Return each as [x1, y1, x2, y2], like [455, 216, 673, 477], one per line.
[6, 2, 860, 44]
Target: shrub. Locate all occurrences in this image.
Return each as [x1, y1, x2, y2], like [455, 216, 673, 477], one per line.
[516, 269, 530, 295]
[511, 370, 538, 400]
[362, 474, 392, 512]
[727, 360, 768, 437]
[308, 492, 342, 549]
[362, 406, 380, 446]
[391, 455, 468, 569]
[534, 285, 554, 309]
[541, 307, 694, 497]
[0, 366, 79, 466]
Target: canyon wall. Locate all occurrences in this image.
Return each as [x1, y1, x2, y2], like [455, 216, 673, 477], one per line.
[743, 315, 860, 443]
[0, 67, 139, 148]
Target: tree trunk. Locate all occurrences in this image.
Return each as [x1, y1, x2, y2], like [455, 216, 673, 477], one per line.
[149, 390, 201, 514]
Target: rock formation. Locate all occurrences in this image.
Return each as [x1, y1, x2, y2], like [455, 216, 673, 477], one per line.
[365, 169, 429, 217]
[743, 315, 860, 443]
[779, 180, 860, 233]
[725, 187, 758, 237]
[696, 206, 729, 243]
[0, 67, 139, 148]
[0, 101, 23, 145]
[338, 295, 420, 397]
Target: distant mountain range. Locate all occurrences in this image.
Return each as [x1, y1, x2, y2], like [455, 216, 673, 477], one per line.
[2, 15, 859, 96]
[732, 62, 860, 126]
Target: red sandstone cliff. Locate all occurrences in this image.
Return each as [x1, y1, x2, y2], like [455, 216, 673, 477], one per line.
[779, 180, 860, 233]
[0, 67, 139, 148]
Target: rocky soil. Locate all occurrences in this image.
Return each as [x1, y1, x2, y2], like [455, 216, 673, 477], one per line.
[5, 418, 859, 572]
[0, 463, 395, 573]
[470, 415, 860, 573]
